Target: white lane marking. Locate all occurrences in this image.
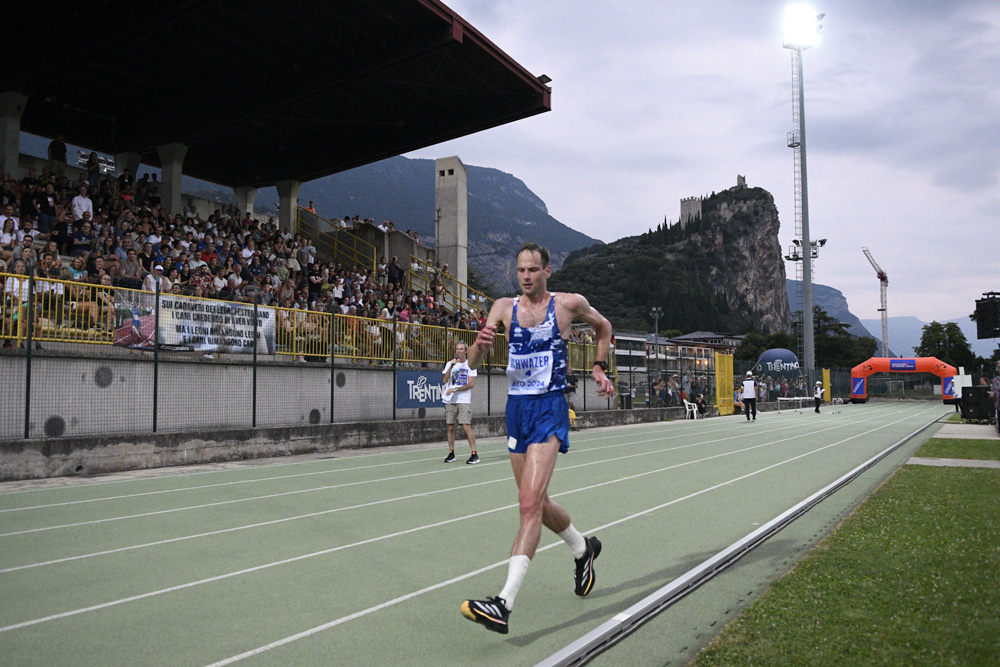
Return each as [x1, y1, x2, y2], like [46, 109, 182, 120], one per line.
[201, 405, 941, 666]
[0, 405, 934, 633]
[0, 406, 891, 539]
[0, 417, 732, 508]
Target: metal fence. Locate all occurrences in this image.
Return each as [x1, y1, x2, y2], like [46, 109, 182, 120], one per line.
[1, 272, 613, 440]
[610, 355, 853, 412]
[296, 208, 377, 272]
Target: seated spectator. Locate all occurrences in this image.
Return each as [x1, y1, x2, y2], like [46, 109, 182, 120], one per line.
[0, 218, 15, 263]
[189, 264, 214, 292]
[118, 248, 143, 288]
[142, 264, 167, 292]
[137, 241, 156, 273]
[165, 267, 182, 292]
[35, 182, 57, 235]
[211, 269, 228, 295]
[386, 256, 402, 286]
[36, 265, 66, 330]
[3, 259, 30, 347]
[93, 241, 119, 278]
[71, 185, 93, 220]
[69, 216, 96, 259]
[0, 203, 19, 231]
[16, 218, 38, 244]
[66, 255, 88, 281]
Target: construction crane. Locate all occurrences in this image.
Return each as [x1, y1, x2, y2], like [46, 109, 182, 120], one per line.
[862, 247, 889, 358]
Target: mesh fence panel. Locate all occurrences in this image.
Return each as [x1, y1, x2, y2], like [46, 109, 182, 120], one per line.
[1, 277, 615, 441]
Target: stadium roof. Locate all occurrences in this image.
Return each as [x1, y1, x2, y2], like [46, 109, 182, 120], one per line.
[9, 0, 550, 189]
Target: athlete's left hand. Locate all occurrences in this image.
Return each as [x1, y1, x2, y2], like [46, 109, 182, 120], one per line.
[593, 369, 614, 397]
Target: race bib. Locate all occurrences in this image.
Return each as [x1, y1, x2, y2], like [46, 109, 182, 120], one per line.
[507, 351, 553, 395]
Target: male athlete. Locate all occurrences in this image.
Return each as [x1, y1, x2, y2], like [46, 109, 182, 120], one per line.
[460, 243, 614, 634]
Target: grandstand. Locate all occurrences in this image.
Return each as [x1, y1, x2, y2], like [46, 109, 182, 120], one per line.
[0, 1, 625, 449]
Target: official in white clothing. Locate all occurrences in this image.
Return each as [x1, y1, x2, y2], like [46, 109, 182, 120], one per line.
[442, 341, 479, 464]
[742, 371, 758, 421]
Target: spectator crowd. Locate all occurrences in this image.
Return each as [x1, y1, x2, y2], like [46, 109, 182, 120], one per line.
[2, 157, 489, 350]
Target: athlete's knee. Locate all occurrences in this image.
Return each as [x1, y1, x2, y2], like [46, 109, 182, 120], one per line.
[518, 490, 546, 521]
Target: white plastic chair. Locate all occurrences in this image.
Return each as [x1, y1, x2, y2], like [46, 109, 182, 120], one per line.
[683, 399, 701, 419]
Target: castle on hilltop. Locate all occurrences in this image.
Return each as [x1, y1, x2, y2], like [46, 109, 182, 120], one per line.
[679, 175, 748, 228]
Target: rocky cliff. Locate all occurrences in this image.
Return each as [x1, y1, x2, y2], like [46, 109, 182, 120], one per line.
[549, 185, 791, 334]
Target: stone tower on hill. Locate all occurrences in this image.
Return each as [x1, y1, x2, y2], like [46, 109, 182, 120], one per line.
[552, 178, 790, 334]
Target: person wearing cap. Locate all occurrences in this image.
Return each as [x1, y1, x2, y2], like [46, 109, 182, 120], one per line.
[142, 264, 164, 292]
[813, 380, 825, 414]
[741, 371, 758, 422]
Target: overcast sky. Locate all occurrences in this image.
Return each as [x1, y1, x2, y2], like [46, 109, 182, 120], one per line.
[407, 0, 1000, 325]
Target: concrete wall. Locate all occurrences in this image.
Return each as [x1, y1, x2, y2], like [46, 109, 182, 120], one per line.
[0, 351, 616, 441]
[0, 404, 692, 482]
[0, 347, 676, 481]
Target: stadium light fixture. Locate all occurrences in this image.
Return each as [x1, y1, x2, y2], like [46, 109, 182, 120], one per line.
[783, 5, 824, 49]
[783, 4, 824, 376]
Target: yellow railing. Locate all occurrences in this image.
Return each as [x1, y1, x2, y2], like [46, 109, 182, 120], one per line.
[715, 352, 734, 415]
[2, 272, 147, 346]
[407, 254, 492, 316]
[2, 270, 608, 373]
[296, 207, 377, 273]
[276, 311, 513, 367]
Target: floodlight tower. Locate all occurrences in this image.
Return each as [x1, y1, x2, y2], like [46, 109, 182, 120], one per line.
[783, 5, 824, 373]
[862, 247, 890, 358]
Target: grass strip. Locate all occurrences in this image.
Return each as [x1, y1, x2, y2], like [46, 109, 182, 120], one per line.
[691, 466, 1000, 666]
[915, 438, 1000, 461]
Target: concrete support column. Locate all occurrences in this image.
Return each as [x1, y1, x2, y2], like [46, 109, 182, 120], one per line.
[0, 92, 28, 179]
[434, 156, 468, 286]
[234, 186, 258, 217]
[114, 151, 143, 181]
[156, 143, 187, 217]
[276, 179, 301, 234]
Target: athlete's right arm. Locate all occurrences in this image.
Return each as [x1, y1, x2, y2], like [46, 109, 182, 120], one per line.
[467, 298, 511, 370]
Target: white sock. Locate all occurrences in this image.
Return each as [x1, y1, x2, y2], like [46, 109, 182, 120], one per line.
[558, 524, 587, 560]
[498, 555, 530, 610]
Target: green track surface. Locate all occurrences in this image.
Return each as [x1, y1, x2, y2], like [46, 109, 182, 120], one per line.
[0, 403, 947, 666]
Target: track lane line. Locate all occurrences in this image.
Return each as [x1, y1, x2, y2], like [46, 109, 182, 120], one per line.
[0, 417, 744, 509]
[0, 408, 896, 539]
[200, 405, 942, 666]
[0, 406, 929, 631]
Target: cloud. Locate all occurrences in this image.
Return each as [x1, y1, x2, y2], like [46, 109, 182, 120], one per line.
[409, 0, 1000, 322]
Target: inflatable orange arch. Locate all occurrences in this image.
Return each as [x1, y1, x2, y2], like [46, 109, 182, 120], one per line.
[850, 357, 957, 403]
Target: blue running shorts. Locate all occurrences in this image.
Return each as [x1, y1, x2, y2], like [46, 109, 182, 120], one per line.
[505, 392, 570, 454]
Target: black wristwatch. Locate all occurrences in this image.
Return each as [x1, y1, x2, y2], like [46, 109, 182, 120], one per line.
[593, 360, 609, 373]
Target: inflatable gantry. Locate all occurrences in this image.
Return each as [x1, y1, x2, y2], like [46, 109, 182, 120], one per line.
[850, 357, 957, 403]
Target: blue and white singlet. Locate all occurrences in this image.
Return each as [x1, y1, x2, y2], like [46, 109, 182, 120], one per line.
[506, 294, 568, 395]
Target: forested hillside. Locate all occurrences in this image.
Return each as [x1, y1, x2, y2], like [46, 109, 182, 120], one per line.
[549, 185, 790, 334]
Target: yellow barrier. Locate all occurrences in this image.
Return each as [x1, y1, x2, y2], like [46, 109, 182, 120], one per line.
[2, 272, 131, 346]
[296, 208, 377, 273]
[407, 254, 492, 317]
[2, 270, 606, 371]
[715, 352, 734, 415]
